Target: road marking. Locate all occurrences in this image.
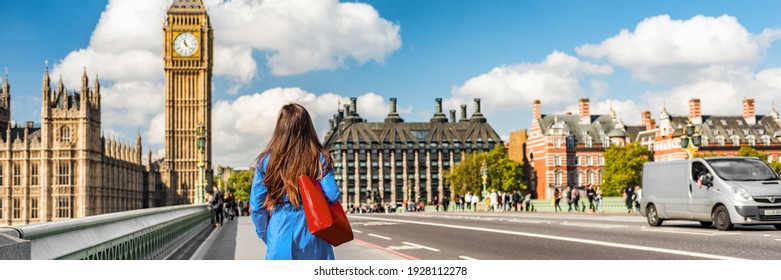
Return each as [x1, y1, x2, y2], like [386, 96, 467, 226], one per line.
[351, 216, 745, 260]
[641, 227, 738, 236]
[459, 256, 478, 260]
[354, 239, 419, 260]
[561, 222, 627, 229]
[403, 242, 441, 252]
[368, 233, 392, 240]
[775, 239, 781, 242]
[352, 229, 363, 233]
[388, 245, 421, 251]
[354, 221, 399, 226]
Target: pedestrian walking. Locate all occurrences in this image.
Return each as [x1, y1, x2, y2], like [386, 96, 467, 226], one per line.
[524, 192, 533, 212]
[634, 186, 642, 213]
[586, 185, 596, 213]
[624, 184, 635, 213]
[249, 103, 341, 260]
[471, 193, 479, 211]
[595, 185, 603, 212]
[512, 190, 522, 211]
[211, 185, 224, 227]
[566, 186, 574, 212]
[465, 192, 473, 211]
[442, 195, 450, 212]
[554, 188, 562, 212]
[572, 187, 581, 212]
[489, 190, 498, 212]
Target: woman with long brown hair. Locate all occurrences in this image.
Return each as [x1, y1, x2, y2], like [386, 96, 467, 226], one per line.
[250, 103, 341, 260]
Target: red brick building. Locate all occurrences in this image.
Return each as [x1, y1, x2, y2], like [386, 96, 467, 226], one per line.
[526, 99, 644, 199]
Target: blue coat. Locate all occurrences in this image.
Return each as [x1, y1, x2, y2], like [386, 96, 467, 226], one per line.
[250, 154, 341, 260]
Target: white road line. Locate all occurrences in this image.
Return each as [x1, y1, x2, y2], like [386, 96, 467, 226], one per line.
[368, 233, 392, 240]
[351, 216, 744, 260]
[775, 239, 781, 242]
[459, 256, 478, 260]
[561, 222, 627, 229]
[403, 242, 441, 252]
[352, 229, 363, 233]
[641, 227, 738, 236]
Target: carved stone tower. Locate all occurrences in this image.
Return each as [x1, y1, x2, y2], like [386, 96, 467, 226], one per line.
[162, 0, 213, 204]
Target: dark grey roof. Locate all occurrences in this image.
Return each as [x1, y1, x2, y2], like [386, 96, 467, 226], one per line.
[662, 115, 781, 144]
[323, 115, 502, 147]
[2, 125, 41, 144]
[536, 114, 639, 145]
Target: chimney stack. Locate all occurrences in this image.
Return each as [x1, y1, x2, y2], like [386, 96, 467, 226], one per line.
[578, 98, 590, 124]
[474, 98, 482, 114]
[26, 121, 34, 128]
[533, 100, 541, 119]
[689, 98, 702, 124]
[389, 97, 397, 114]
[450, 110, 456, 123]
[436, 98, 443, 113]
[459, 105, 468, 122]
[641, 111, 651, 126]
[384, 97, 403, 123]
[648, 119, 656, 130]
[350, 97, 357, 115]
[431, 98, 448, 123]
[743, 98, 756, 125]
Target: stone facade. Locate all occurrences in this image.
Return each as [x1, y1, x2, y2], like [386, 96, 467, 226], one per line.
[0, 69, 150, 226]
[161, 0, 214, 205]
[323, 97, 503, 207]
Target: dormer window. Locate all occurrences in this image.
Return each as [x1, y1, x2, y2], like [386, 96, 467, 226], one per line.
[566, 137, 575, 148]
[702, 136, 709, 146]
[721, 120, 727, 126]
[747, 135, 756, 146]
[742, 129, 749, 135]
[716, 135, 725, 147]
[762, 135, 771, 146]
[730, 135, 740, 146]
[586, 137, 593, 148]
[736, 120, 743, 125]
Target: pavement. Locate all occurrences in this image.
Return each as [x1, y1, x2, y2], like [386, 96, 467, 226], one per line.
[191, 215, 408, 260]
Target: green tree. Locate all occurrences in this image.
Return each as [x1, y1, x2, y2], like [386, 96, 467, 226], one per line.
[445, 145, 524, 197]
[602, 142, 652, 196]
[226, 170, 254, 202]
[737, 146, 768, 161]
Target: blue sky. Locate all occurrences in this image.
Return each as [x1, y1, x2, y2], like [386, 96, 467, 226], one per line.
[2, 0, 781, 167]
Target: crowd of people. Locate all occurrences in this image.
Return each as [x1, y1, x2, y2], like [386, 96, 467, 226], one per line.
[552, 184, 604, 213]
[206, 185, 251, 228]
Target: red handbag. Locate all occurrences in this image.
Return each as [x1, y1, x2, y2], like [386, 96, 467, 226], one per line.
[298, 175, 353, 246]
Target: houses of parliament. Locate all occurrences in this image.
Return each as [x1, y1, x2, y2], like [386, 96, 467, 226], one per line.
[0, 0, 213, 225]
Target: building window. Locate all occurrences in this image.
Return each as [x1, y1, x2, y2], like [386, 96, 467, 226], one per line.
[30, 163, 39, 186]
[747, 136, 756, 146]
[12, 198, 21, 220]
[580, 156, 586, 166]
[554, 170, 562, 186]
[0, 200, 3, 220]
[762, 136, 771, 146]
[56, 197, 71, 218]
[603, 137, 610, 147]
[575, 172, 583, 186]
[567, 138, 575, 148]
[716, 136, 725, 147]
[30, 198, 39, 219]
[12, 163, 21, 186]
[589, 156, 595, 166]
[0, 165, 3, 186]
[587, 171, 594, 185]
[57, 162, 71, 185]
[554, 155, 561, 166]
[702, 136, 709, 147]
[598, 156, 604, 166]
[60, 126, 71, 142]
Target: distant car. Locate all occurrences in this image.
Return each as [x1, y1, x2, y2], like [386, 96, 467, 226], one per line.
[641, 157, 781, 231]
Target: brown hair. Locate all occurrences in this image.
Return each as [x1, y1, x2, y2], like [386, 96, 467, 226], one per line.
[255, 103, 332, 211]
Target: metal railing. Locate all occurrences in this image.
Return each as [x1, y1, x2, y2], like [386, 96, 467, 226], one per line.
[0, 204, 211, 260]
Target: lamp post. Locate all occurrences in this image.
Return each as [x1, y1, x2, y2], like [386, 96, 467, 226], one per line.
[680, 121, 702, 159]
[195, 122, 206, 204]
[481, 160, 488, 197]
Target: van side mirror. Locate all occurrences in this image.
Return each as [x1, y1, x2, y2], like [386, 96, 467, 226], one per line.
[703, 174, 714, 187]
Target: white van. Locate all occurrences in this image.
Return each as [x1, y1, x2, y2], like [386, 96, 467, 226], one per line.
[641, 157, 781, 231]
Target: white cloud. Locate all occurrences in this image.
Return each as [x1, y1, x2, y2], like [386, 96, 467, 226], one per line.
[447, 51, 613, 117]
[212, 88, 397, 167]
[205, 0, 401, 76]
[576, 14, 781, 85]
[51, 0, 401, 155]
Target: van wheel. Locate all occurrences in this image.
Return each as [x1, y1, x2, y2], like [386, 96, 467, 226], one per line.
[699, 221, 713, 228]
[646, 205, 663, 227]
[774, 224, 781, 230]
[712, 205, 733, 231]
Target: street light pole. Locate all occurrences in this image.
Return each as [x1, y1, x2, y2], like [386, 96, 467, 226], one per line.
[195, 122, 206, 204]
[481, 160, 488, 198]
[680, 121, 702, 159]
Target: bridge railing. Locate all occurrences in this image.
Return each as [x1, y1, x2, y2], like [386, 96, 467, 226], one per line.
[0, 204, 211, 260]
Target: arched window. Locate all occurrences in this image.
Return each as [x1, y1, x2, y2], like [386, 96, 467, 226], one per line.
[587, 170, 594, 185]
[60, 126, 71, 142]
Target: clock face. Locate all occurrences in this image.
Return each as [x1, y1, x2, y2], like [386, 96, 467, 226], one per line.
[174, 32, 199, 57]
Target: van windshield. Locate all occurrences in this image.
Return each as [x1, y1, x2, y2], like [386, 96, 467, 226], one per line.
[705, 158, 779, 181]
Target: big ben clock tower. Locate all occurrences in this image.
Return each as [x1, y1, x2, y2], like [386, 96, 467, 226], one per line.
[163, 0, 213, 204]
